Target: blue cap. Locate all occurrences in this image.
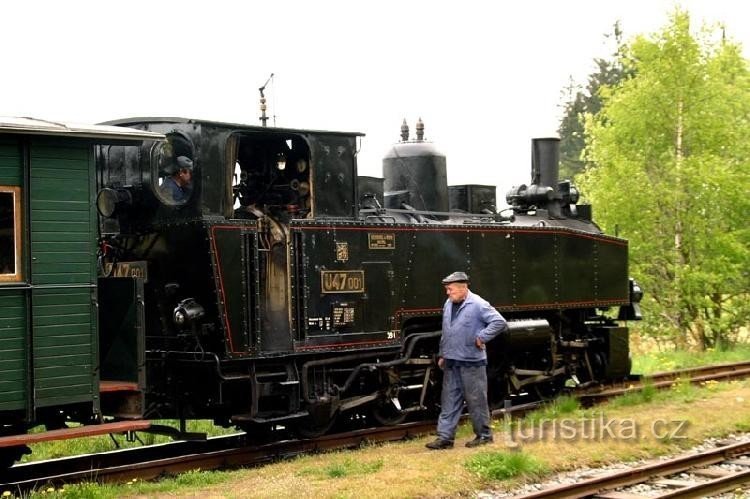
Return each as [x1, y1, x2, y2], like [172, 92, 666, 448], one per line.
[176, 156, 193, 171]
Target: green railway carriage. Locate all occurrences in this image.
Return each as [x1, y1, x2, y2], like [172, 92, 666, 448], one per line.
[0, 118, 162, 445]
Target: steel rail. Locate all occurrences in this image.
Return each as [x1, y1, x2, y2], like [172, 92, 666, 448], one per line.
[515, 440, 750, 498]
[578, 361, 750, 403]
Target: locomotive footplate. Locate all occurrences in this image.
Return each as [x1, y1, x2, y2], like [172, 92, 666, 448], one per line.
[0, 421, 152, 449]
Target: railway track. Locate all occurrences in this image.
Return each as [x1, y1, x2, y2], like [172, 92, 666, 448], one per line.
[516, 438, 750, 498]
[0, 401, 541, 491]
[577, 360, 750, 404]
[3, 361, 749, 492]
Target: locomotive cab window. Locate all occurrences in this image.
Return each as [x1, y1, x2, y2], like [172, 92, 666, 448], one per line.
[230, 133, 311, 220]
[152, 132, 196, 206]
[0, 186, 22, 282]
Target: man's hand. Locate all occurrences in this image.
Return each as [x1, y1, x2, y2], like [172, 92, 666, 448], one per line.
[475, 337, 485, 349]
[438, 357, 445, 369]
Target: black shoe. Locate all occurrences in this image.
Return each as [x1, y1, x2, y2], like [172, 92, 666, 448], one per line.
[465, 436, 493, 448]
[426, 438, 454, 450]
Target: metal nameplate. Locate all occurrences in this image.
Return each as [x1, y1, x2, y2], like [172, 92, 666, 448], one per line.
[368, 233, 395, 249]
[321, 270, 365, 294]
[103, 261, 148, 282]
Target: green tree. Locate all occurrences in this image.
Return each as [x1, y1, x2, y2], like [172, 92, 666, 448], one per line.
[582, 10, 750, 349]
[558, 22, 629, 180]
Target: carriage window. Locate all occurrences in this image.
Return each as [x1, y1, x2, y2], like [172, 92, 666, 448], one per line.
[0, 187, 22, 282]
[152, 133, 195, 206]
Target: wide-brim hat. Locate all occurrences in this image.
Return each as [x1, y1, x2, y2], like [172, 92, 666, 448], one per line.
[442, 271, 469, 284]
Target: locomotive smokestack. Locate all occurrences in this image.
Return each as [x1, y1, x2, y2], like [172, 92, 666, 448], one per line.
[506, 137, 563, 212]
[531, 138, 560, 190]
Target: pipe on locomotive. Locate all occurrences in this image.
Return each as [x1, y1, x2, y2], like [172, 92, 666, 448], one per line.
[300, 320, 552, 406]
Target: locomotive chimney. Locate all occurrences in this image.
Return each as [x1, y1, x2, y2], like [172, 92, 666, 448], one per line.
[506, 137, 563, 214]
[531, 138, 560, 190]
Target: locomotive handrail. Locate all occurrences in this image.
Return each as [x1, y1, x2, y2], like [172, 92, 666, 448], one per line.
[364, 215, 397, 223]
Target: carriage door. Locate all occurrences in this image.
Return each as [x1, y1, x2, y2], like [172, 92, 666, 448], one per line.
[97, 276, 145, 418]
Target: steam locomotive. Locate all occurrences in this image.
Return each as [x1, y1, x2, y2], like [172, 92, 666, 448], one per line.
[0, 115, 640, 467]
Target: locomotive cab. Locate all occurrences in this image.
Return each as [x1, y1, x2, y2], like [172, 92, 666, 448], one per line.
[229, 133, 312, 221]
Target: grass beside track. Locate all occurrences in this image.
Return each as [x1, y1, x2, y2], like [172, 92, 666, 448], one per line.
[631, 344, 750, 375]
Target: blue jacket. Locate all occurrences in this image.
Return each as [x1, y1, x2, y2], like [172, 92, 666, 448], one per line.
[160, 177, 191, 203]
[439, 290, 508, 362]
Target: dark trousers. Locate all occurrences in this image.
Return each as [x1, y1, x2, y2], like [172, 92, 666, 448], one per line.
[436, 363, 492, 441]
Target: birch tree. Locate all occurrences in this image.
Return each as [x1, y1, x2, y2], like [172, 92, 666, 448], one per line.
[582, 10, 750, 349]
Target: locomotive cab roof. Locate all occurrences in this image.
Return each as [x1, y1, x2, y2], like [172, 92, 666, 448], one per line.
[101, 116, 365, 138]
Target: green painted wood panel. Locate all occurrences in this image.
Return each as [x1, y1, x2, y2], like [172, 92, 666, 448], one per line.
[31, 144, 90, 161]
[32, 241, 90, 254]
[33, 354, 90, 368]
[29, 139, 97, 409]
[34, 343, 92, 357]
[0, 359, 25, 373]
[31, 187, 88, 203]
[32, 287, 95, 407]
[0, 385, 25, 404]
[0, 138, 22, 185]
[33, 210, 90, 223]
[30, 141, 95, 287]
[31, 392, 92, 407]
[32, 200, 89, 212]
[0, 336, 26, 352]
[33, 289, 90, 305]
[0, 291, 27, 411]
[35, 367, 91, 382]
[31, 302, 90, 316]
[0, 318, 24, 331]
[34, 334, 90, 347]
[30, 231, 92, 244]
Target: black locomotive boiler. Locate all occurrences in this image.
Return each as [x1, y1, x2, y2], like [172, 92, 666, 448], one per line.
[93, 117, 640, 432]
[0, 115, 641, 467]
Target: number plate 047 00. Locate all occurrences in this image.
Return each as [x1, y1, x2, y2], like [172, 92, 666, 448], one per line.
[321, 270, 365, 293]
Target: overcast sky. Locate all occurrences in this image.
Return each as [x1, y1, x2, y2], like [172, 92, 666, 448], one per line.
[3, 1, 748, 206]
